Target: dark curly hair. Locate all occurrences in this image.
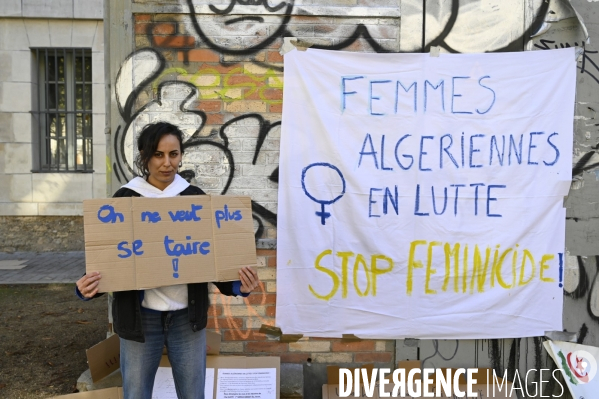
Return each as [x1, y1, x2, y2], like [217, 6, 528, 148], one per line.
[134, 122, 185, 178]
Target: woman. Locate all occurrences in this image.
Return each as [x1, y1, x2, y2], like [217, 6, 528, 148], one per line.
[77, 122, 260, 399]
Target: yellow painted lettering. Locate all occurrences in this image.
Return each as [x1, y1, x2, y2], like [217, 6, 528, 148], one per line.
[510, 245, 519, 289]
[425, 242, 441, 294]
[540, 254, 556, 282]
[407, 240, 427, 295]
[494, 248, 514, 289]
[353, 254, 371, 297]
[336, 251, 354, 298]
[462, 244, 469, 293]
[371, 254, 393, 296]
[308, 249, 339, 301]
[490, 245, 500, 287]
[470, 245, 491, 293]
[518, 250, 535, 286]
[443, 243, 460, 292]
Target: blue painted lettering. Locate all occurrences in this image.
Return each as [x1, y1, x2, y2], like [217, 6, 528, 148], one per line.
[370, 80, 391, 116]
[369, 188, 382, 218]
[424, 80, 445, 112]
[380, 135, 393, 171]
[141, 211, 161, 223]
[383, 186, 399, 215]
[440, 134, 459, 169]
[168, 204, 203, 222]
[451, 76, 472, 114]
[489, 135, 505, 166]
[117, 241, 132, 258]
[527, 132, 544, 165]
[414, 184, 429, 216]
[341, 76, 364, 112]
[419, 136, 434, 171]
[470, 183, 485, 216]
[487, 185, 506, 217]
[469, 134, 484, 168]
[395, 81, 417, 113]
[431, 186, 448, 215]
[508, 134, 523, 165]
[544, 133, 560, 166]
[394, 134, 413, 170]
[476, 76, 496, 114]
[214, 205, 243, 228]
[358, 133, 378, 169]
[98, 205, 124, 224]
[451, 184, 466, 216]
[164, 236, 211, 256]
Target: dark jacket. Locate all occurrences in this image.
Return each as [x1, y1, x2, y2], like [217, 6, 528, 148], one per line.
[112, 185, 237, 343]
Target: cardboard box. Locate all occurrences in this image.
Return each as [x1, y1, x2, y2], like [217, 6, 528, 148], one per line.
[83, 196, 256, 292]
[87, 331, 222, 383]
[82, 331, 279, 399]
[51, 387, 123, 399]
[86, 334, 120, 383]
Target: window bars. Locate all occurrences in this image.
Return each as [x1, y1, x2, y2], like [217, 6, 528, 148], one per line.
[32, 48, 93, 172]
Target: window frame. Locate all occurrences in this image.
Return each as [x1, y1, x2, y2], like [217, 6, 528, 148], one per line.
[31, 47, 94, 173]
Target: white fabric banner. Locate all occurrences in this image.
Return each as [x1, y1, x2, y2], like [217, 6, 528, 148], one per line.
[276, 48, 575, 339]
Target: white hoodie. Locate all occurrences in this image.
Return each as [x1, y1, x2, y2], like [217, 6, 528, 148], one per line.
[121, 175, 192, 311]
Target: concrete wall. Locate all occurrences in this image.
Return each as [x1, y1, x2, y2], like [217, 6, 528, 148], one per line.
[104, 0, 599, 397]
[0, 18, 106, 216]
[0, 0, 103, 19]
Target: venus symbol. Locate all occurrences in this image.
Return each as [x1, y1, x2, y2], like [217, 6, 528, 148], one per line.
[301, 162, 346, 225]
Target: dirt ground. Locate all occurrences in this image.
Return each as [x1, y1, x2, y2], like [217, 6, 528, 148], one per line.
[0, 284, 108, 398]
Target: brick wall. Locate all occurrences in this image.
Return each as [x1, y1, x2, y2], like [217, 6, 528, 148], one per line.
[208, 249, 396, 367]
[127, 6, 400, 380]
[106, 2, 599, 397]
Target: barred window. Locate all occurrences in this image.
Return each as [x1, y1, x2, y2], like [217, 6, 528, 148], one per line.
[32, 48, 93, 172]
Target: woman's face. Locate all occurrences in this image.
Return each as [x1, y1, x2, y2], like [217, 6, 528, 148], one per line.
[146, 134, 183, 190]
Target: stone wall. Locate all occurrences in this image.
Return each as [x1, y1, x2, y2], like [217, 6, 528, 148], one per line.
[0, 0, 103, 19]
[0, 216, 84, 252]
[0, 17, 107, 217]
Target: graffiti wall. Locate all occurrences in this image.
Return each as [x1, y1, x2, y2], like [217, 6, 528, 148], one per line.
[106, 0, 599, 396]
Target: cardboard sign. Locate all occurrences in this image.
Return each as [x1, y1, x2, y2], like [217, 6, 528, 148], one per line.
[83, 196, 256, 292]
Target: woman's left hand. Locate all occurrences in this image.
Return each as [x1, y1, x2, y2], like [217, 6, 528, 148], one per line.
[239, 266, 260, 294]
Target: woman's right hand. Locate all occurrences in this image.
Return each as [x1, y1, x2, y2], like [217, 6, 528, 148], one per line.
[76, 272, 102, 299]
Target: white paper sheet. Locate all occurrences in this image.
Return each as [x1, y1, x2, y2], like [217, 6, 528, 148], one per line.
[152, 367, 214, 399]
[205, 367, 215, 398]
[277, 48, 576, 339]
[216, 368, 276, 399]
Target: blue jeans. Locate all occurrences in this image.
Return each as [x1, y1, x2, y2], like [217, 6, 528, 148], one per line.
[120, 308, 206, 399]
